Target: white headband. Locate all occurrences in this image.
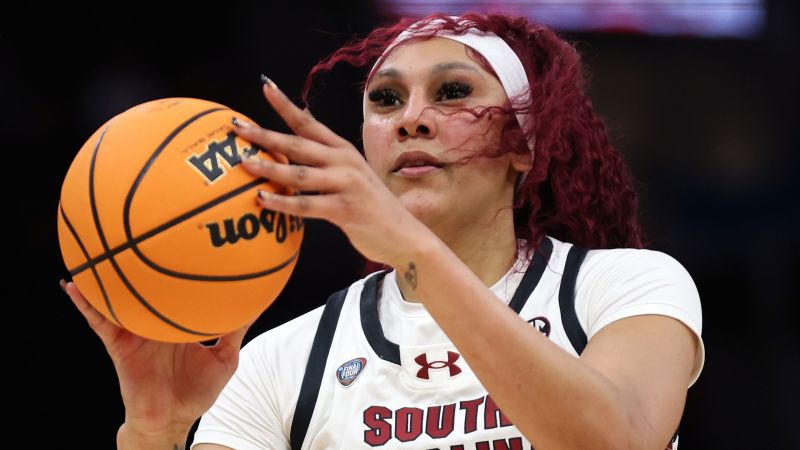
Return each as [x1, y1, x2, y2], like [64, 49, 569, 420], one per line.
[366, 17, 535, 185]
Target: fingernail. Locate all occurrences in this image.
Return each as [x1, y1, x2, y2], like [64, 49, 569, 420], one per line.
[232, 117, 249, 128]
[261, 74, 276, 89]
[59, 278, 68, 293]
[258, 189, 271, 200]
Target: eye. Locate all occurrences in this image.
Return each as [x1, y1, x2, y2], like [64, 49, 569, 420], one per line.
[436, 81, 473, 101]
[367, 88, 402, 107]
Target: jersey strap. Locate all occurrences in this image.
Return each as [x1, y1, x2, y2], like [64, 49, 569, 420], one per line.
[558, 244, 590, 355]
[508, 236, 553, 313]
[289, 285, 350, 450]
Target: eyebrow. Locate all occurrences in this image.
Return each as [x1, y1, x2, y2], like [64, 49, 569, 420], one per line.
[372, 62, 480, 80]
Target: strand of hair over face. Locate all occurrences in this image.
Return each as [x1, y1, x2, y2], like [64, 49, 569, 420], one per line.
[301, 13, 647, 273]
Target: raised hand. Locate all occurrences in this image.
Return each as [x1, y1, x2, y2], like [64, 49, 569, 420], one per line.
[232, 76, 432, 269]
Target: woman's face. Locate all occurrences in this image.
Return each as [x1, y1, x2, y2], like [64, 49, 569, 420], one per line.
[362, 37, 528, 234]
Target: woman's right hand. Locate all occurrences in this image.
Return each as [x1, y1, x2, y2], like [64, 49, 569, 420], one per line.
[61, 278, 253, 441]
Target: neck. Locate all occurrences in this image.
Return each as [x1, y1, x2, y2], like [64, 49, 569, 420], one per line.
[395, 209, 519, 303]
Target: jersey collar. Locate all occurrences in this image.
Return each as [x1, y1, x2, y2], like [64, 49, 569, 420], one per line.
[359, 237, 554, 365]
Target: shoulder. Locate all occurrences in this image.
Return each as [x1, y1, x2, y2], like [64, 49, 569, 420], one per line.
[528, 236, 698, 305]
[226, 303, 327, 415]
[193, 274, 383, 449]
[240, 305, 324, 368]
[578, 246, 699, 294]
[220, 274, 377, 414]
[571, 245, 705, 386]
[570, 244, 703, 349]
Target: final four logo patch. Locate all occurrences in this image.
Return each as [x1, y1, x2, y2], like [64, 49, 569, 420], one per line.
[336, 357, 367, 387]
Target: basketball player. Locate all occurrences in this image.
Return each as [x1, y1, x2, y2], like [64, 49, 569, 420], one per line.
[61, 13, 704, 450]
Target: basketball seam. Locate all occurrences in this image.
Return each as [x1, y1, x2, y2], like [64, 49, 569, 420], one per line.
[87, 109, 226, 337]
[59, 200, 123, 327]
[68, 108, 296, 282]
[68, 177, 295, 280]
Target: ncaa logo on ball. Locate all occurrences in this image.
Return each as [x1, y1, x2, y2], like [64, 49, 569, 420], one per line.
[336, 358, 366, 387]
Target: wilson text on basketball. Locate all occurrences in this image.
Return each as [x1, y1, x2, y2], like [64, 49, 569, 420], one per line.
[206, 209, 303, 247]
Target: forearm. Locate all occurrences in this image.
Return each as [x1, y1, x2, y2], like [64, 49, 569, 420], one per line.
[394, 234, 640, 450]
[117, 422, 192, 450]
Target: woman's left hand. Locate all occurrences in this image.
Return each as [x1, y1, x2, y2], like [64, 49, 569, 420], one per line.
[233, 77, 429, 267]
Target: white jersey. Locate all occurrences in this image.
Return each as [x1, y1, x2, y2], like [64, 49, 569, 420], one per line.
[192, 236, 704, 450]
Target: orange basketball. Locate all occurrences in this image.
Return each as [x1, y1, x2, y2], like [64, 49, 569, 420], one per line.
[57, 98, 303, 343]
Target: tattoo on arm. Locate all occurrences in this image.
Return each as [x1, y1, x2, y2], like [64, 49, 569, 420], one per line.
[404, 262, 417, 289]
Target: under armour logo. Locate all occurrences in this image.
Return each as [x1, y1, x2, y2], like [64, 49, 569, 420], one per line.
[414, 351, 462, 379]
[527, 316, 551, 337]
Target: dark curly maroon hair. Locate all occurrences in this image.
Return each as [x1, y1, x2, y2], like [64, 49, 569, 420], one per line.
[300, 13, 646, 269]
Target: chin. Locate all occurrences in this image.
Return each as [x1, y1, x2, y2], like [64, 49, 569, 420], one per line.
[398, 193, 443, 226]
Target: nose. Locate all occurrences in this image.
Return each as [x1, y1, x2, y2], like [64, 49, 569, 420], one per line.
[398, 123, 430, 138]
[397, 90, 438, 140]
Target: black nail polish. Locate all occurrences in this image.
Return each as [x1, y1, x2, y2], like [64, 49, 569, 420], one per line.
[260, 74, 276, 90]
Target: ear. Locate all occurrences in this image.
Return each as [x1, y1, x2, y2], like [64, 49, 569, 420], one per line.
[509, 151, 533, 173]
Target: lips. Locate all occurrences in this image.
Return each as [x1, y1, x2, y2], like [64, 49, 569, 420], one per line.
[392, 151, 445, 172]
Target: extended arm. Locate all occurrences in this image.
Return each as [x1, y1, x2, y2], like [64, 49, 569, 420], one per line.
[392, 236, 698, 449]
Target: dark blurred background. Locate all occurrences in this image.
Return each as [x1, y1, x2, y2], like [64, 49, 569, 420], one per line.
[5, 1, 798, 448]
